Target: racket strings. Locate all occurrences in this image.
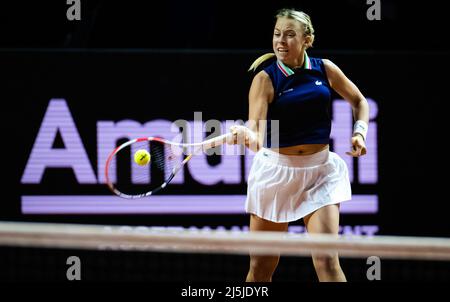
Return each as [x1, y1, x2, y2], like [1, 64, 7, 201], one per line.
[109, 139, 187, 196]
[151, 142, 182, 179]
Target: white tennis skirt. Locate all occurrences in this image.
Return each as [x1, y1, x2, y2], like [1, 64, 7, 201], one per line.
[245, 147, 351, 223]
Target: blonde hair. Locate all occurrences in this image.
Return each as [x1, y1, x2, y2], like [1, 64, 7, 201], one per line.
[248, 53, 276, 72]
[276, 8, 315, 48]
[248, 8, 315, 72]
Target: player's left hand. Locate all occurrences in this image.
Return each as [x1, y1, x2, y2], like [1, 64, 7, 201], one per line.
[346, 134, 367, 157]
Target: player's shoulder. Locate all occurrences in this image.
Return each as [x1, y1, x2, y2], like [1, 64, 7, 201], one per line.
[319, 58, 341, 71]
[320, 58, 345, 79]
[251, 55, 277, 75]
[249, 70, 275, 99]
[308, 56, 328, 68]
[252, 69, 272, 86]
[320, 58, 333, 67]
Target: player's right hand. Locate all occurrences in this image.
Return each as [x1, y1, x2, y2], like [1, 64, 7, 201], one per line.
[226, 125, 245, 145]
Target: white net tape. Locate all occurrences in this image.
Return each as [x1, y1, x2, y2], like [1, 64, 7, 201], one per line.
[1, 221, 450, 260]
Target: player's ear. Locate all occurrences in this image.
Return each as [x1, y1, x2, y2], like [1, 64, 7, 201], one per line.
[304, 35, 314, 48]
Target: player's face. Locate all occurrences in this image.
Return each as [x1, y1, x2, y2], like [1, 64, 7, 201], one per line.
[273, 17, 307, 67]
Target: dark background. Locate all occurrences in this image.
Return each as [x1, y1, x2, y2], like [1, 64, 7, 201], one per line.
[0, 0, 449, 282]
[1, 0, 449, 52]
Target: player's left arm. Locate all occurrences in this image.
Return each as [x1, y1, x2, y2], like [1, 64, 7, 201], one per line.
[323, 59, 370, 157]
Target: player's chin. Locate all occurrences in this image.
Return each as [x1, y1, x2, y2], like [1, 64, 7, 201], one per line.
[275, 52, 289, 61]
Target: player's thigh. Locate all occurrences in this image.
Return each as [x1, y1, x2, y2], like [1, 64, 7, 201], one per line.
[248, 214, 288, 270]
[303, 204, 340, 235]
[249, 214, 289, 232]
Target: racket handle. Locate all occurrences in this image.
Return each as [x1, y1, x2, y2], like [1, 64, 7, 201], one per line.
[201, 126, 257, 150]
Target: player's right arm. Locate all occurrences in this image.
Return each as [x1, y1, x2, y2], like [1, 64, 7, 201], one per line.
[246, 70, 274, 152]
[228, 70, 274, 151]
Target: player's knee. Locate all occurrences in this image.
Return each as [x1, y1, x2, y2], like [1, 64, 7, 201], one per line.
[249, 256, 279, 278]
[313, 255, 341, 274]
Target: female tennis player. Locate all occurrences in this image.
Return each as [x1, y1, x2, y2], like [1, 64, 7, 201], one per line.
[228, 8, 369, 282]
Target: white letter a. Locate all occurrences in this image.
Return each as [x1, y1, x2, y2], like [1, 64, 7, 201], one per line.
[66, 0, 81, 21]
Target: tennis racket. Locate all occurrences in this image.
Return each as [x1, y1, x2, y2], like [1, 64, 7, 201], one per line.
[105, 131, 235, 199]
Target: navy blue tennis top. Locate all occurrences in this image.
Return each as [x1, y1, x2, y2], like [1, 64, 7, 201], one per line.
[262, 53, 332, 148]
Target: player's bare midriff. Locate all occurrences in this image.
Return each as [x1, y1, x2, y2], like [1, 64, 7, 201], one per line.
[271, 143, 329, 155]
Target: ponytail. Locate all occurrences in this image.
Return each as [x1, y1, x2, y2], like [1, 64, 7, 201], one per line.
[248, 53, 276, 72]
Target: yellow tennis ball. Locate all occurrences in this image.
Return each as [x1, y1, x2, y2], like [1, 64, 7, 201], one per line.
[134, 149, 150, 166]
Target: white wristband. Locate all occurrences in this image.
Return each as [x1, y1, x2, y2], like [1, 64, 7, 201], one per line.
[353, 120, 368, 141]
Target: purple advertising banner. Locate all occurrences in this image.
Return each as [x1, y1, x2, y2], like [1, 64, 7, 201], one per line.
[20, 98, 379, 215]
